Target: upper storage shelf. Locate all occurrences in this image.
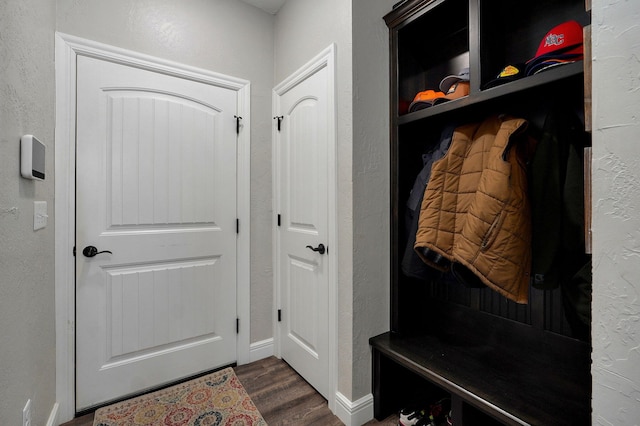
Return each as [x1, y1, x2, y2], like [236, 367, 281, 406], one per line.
[386, 0, 591, 124]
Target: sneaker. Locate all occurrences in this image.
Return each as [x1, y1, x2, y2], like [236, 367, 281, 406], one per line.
[425, 398, 451, 426]
[398, 407, 427, 426]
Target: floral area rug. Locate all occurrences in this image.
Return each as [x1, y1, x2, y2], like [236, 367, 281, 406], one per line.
[93, 367, 267, 426]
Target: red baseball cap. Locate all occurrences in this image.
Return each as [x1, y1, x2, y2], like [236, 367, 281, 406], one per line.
[530, 20, 583, 59]
[526, 20, 584, 75]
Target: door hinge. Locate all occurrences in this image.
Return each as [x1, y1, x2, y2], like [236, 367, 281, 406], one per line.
[236, 318, 240, 334]
[277, 214, 281, 226]
[273, 115, 283, 131]
[236, 218, 239, 234]
[73, 246, 76, 256]
[234, 115, 242, 134]
[277, 309, 282, 322]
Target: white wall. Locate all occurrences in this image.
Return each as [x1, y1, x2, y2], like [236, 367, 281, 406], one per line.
[56, 0, 276, 344]
[0, 1, 57, 425]
[591, 1, 640, 424]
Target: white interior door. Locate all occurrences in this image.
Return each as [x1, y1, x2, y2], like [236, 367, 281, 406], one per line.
[275, 56, 332, 399]
[75, 54, 238, 410]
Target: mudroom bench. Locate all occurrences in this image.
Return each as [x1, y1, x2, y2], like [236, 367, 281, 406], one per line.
[370, 302, 591, 425]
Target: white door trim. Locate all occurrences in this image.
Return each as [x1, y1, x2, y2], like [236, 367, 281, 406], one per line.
[54, 32, 251, 422]
[272, 44, 338, 412]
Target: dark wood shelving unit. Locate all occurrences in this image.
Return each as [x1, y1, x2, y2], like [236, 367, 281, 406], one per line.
[372, 0, 592, 424]
[398, 61, 585, 125]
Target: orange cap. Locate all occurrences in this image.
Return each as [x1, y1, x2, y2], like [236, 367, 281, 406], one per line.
[408, 89, 446, 112]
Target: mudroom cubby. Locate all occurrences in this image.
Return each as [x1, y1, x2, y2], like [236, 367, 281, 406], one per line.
[370, 0, 592, 425]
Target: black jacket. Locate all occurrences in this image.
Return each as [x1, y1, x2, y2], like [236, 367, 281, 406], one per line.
[530, 107, 591, 337]
[401, 125, 455, 280]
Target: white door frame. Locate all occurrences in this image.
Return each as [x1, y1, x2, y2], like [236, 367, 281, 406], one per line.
[54, 32, 251, 422]
[272, 44, 338, 412]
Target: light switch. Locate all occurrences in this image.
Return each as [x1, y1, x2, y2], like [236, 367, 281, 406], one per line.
[34, 201, 47, 230]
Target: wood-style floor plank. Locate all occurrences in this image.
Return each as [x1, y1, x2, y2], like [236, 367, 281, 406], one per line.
[61, 356, 398, 425]
[235, 356, 343, 425]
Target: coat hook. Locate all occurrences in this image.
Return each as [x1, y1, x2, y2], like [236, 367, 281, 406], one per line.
[273, 116, 283, 131]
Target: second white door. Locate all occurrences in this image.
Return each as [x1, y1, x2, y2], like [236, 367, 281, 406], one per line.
[275, 51, 334, 400]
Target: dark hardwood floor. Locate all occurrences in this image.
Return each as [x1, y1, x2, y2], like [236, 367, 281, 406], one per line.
[61, 356, 398, 426]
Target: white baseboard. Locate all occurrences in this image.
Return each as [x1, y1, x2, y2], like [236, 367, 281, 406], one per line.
[334, 391, 374, 426]
[248, 338, 274, 363]
[47, 403, 59, 426]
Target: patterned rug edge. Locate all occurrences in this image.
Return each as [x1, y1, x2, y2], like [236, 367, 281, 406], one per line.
[92, 367, 267, 425]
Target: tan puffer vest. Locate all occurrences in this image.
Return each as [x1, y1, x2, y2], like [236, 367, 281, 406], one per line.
[414, 115, 534, 304]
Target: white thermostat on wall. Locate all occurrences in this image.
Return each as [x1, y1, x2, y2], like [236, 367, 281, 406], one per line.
[21, 134, 46, 180]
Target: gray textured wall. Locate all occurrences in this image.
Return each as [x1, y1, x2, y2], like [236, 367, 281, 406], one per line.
[0, 0, 57, 425]
[352, 0, 395, 402]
